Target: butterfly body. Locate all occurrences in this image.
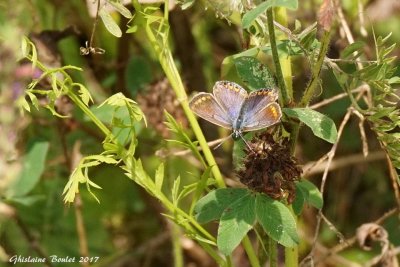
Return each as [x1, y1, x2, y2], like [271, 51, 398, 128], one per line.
[189, 81, 282, 140]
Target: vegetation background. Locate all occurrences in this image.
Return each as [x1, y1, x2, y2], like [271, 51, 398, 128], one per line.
[0, 0, 399, 266]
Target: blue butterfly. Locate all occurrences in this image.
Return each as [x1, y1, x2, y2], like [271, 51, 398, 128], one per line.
[189, 81, 282, 143]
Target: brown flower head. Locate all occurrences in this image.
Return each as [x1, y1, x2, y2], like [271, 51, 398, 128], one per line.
[237, 132, 302, 203]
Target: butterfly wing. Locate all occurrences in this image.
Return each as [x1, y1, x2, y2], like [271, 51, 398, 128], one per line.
[241, 89, 282, 131]
[189, 92, 232, 129]
[213, 81, 248, 121]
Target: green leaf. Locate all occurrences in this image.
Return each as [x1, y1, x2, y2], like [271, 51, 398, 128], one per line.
[179, 0, 195, 9]
[297, 22, 318, 50]
[171, 176, 181, 204]
[341, 41, 365, 59]
[283, 108, 338, 143]
[194, 188, 249, 223]
[234, 56, 275, 90]
[8, 195, 46, 206]
[218, 192, 256, 255]
[99, 7, 122, 38]
[293, 179, 323, 215]
[242, 0, 298, 29]
[21, 37, 28, 57]
[292, 187, 305, 215]
[388, 76, 400, 84]
[155, 163, 164, 193]
[108, 1, 132, 18]
[73, 83, 93, 106]
[7, 141, 49, 197]
[255, 194, 299, 247]
[189, 167, 213, 215]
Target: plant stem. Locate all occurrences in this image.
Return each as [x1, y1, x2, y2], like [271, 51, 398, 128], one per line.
[28, 55, 114, 140]
[267, 8, 290, 106]
[291, 29, 332, 152]
[171, 219, 183, 267]
[299, 30, 332, 107]
[268, 238, 278, 267]
[274, 7, 293, 99]
[134, 1, 226, 188]
[285, 245, 298, 267]
[285, 206, 298, 267]
[268, 8, 299, 266]
[242, 236, 261, 267]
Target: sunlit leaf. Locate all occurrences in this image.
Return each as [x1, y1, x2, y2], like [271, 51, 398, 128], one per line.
[256, 194, 299, 247]
[242, 0, 298, 29]
[194, 188, 249, 223]
[108, 1, 132, 18]
[283, 108, 338, 143]
[218, 192, 256, 255]
[155, 163, 165, 193]
[234, 56, 275, 90]
[293, 179, 323, 215]
[99, 7, 122, 37]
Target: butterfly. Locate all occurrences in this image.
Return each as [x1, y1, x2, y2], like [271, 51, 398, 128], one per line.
[189, 81, 282, 145]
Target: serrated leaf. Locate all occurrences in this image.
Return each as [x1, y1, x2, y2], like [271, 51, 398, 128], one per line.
[26, 91, 39, 110]
[234, 56, 275, 90]
[242, 0, 298, 29]
[17, 97, 31, 112]
[86, 155, 118, 164]
[6, 141, 49, 198]
[283, 108, 338, 143]
[255, 194, 299, 247]
[73, 83, 93, 106]
[217, 192, 256, 255]
[194, 188, 249, 223]
[99, 7, 122, 37]
[108, 1, 132, 18]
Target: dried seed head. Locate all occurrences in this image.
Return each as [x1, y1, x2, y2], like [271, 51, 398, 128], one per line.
[137, 78, 188, 138]
[237, 132, 302, 203]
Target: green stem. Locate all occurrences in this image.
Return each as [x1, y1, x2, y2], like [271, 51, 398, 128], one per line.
[274, 7, 293, 99]
[268, 238, 278, 267]
[291, 30, 332, 153]
[268, 8, 298, 266]
[28, 55, 114, 140]
[67, 92, 111, 137]
[285, 245, 298, 267]
[171, 220, 183, 267]
[267, 8, 290, 106]
[285, 206, 298, 267]
[299, 30, 332, 107]
[242, 236, 261, 267]
[134, 1, 225, 188]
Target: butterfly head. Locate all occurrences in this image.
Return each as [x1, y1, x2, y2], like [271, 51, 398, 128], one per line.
[232, 129, 242, 141]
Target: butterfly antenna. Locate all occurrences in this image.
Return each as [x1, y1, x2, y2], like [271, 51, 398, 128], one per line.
[239, 132, 255, 154]
[213, 135, 232, 150]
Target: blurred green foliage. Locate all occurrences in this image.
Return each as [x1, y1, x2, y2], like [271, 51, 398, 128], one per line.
[1, 0, 400, 266]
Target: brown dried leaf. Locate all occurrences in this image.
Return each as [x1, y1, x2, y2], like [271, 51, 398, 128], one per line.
[356, 223, 393, 266]
[356, 223, 388, 250]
